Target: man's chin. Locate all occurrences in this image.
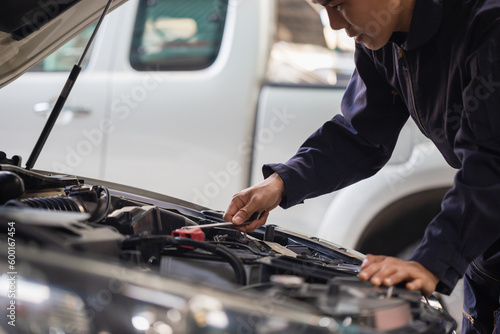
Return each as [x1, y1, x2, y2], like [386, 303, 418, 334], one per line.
[358, 37, 389, 50]
[363, 44, 384, 50]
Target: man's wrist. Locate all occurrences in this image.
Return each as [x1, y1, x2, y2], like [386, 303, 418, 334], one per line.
[268, 172, 286, 198]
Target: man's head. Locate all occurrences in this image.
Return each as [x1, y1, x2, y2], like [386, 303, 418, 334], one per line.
[313, 0, 415, 50]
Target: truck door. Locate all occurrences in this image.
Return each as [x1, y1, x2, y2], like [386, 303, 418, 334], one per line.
[103, 0, 275, 209]
[0, 22, 117, 178]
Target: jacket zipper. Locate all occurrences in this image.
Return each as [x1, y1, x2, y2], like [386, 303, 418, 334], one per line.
[462, 308, 474, 325]
[398, 47, 428, 137]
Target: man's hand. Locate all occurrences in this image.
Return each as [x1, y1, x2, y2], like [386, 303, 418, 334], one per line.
[223, 173, 285, 232]
[359, 254, 439, 296]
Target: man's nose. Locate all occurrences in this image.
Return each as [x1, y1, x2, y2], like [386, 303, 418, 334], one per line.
[325, 7, 349, 30]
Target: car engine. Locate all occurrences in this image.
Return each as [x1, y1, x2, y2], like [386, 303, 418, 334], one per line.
[0, 158, 456, 334]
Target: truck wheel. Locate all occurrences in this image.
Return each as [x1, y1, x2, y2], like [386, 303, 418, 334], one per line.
[355, 187, 449, 257]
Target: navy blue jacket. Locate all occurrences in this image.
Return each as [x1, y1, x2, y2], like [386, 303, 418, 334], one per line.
[263, 0, 500, 294]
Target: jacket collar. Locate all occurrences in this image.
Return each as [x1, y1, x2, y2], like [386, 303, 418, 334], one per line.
[390, 0, 443, 50]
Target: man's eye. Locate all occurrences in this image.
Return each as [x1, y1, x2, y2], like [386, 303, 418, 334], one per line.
[312, 0, 342, 9]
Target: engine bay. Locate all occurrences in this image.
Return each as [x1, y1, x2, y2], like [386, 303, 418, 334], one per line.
[0, 161, 456, 333]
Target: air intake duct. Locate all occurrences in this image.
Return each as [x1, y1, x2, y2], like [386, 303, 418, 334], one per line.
[5, 186, 110, 223]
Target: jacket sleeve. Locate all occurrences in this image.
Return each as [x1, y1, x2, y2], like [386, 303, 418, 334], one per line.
[263, 44, 409, 208]
[410, 24, 500, 294]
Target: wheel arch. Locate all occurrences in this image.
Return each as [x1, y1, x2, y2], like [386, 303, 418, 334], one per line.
[354, 187, 450, 256]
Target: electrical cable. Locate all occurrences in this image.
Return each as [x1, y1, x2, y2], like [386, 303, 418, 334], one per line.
[123, 235, 247, 285]
[172, 237, 247, 285]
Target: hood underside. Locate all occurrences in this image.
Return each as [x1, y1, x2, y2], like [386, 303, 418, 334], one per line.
[0, 0, 128, 88]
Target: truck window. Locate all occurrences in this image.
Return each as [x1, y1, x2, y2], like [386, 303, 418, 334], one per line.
[30, 25, 95, 72]
[267, 0, 355, 87]
[130, 0, 228, 71]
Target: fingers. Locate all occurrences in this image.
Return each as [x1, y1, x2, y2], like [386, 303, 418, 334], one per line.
[223, 189, 270, 231]
[359, 256, 399, 286]
[224, 173, 285, 232]
[359, 255, 439, 296]
[224, 191, 266, 225]
[361, 254, 387, 269]
[232, 211, 269, 233]
[359, 256, 406, 285]
[232, 200, 259, 225]
[223, 195, 253, 225]
[222, 198, 242, 223]
[406, 278, 425, 291]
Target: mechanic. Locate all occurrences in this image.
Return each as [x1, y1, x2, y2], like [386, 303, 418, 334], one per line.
[223, 0, 500, 332]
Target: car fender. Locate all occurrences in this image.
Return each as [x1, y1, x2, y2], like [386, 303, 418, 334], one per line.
[316, 141, 455, 249]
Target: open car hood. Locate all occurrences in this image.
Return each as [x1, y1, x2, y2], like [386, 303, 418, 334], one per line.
[0, 0, 128, 88]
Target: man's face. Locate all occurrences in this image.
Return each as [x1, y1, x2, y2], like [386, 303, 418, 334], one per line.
[314, 0, 406, 50]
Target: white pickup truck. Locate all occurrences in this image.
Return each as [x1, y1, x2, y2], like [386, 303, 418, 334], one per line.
[0, 0, 455, 258]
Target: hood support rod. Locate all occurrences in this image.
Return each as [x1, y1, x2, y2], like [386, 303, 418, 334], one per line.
[26, 0, 115, 170]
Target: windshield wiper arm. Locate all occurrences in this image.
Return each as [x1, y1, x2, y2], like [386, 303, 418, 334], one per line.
[25, 0, 115, 170]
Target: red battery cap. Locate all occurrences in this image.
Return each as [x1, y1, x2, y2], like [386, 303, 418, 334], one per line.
[171, 227, 205, 249]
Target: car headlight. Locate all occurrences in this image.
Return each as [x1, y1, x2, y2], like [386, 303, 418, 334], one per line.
[1, 274, 91, 333]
